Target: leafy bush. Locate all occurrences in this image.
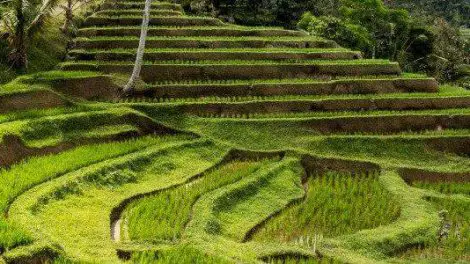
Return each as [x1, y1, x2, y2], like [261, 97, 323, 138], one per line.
[297, 12, 372, 55]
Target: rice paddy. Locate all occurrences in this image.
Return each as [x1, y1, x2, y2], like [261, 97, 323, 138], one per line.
[398, 197, 470, 262]
[123, 161, 268, 242]
[0, 0, 469, 263]
[251, 171, 401, 242]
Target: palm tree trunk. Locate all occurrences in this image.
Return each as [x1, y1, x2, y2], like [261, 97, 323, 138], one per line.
[60, 0, 74, 35]
[123, 0, 152, 93]
[8, 4, 28, 71]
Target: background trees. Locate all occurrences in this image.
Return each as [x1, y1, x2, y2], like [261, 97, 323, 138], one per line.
[1, 0, 60, 71]
[180, 0, 469, 84]
[0, 0, 94, 83]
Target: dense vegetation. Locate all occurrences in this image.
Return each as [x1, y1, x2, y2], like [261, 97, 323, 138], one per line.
[252, 171, 401, 242]
[124, 161, 265, 242]
[0, 0, 469, 263]
[180, 0, 470, 85]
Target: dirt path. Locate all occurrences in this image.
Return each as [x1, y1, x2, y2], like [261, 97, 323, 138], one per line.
[111, 219, 121, 242]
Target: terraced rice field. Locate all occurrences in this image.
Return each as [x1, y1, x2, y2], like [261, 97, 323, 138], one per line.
[0, 0, 469, 263]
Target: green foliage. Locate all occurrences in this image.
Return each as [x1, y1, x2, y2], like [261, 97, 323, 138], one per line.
[0, 136, 177, 252]
[182, 0, 341, 28]
[125, 161, 264, 242]
[0, 19, 68, 84]
[131, 245, 231, 264]
[7, 139, 226, 262]
[412, 181, 470, 196]
[266, 256, 340, 264]
[297, 13, 373, 56]
[0, 136, 171, 213]
[213, 159, 304, 241]
[1, 0, 469, 263]
[399, 197, 470, 262]
[411, 18, 469, 81]
[340, 0, 410, 59]
[298, 0, 410, 59]
[1, 0, 63, 71]
[387, 0, 470, 27]
[0, 219, 32, 253]
[252, 171, 400, 242]
[294, 1, 468, 81]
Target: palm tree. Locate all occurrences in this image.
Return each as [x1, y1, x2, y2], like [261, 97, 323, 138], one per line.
[1, 0, 60, 71]
[123, 0, 152, 93]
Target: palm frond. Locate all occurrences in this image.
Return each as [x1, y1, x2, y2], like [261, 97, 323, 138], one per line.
[26, 0, 59, 38]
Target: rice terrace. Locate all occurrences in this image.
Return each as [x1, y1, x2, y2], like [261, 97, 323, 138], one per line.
[0, 0, 469, 263]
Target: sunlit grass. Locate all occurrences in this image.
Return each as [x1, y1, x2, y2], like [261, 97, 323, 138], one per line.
[0, 135, 187, 252]
[412, 181, 470, 196]
[125, 161, 267, 242]
[399, 197, 470, 262]
[251, 171, 400, 242]
[131, 245, 232, 264]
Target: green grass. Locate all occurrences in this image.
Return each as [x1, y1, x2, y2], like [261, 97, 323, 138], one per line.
[0, 106, 95, 125]
[213, 158, 304, 241]
[0, 107, 144, 147]
[120, 92, 469, 106]
[190, 107, 470, 120]
[266, 256, 342, 264]
[74, 36, 327, 42]
[158, 117, 470, 172]
[131, 245, 232, 264]
[69, 47, 353, 54]
[461, 28, 470, 41]
[144, 73, 427, 86]
[0, 70, 102, 94]
[124, 160, 267, 243]
[90, 14, 200, 19]
[0, 19, 68, 84]
[94, 10, 183, 16]
[398, 197, 470, 262]
[63, 59, 392, 66]
[8, 139, 228, 262]
[0, 219, 33, 254]
[412, 181, 470, 196]
[251, 171, 400, 242]
[2, 1, 470, 263]
[0, 135, 178, 213]
[0, 135, 188, 252]
[77, 25, 296, 31]
[181, 157, 304, 243]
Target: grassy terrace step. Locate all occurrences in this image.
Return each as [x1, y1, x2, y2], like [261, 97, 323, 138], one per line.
[77, 26, 308, 37]
[101, 1, 183, 11]
[123, 160, 268, 242]
[0, 107, 158, 148]
[68, 48, 361, 61]
[139, 77, 436, 97]
[251, 171, 400, 242]
[72, 36, 337, 49]
[168, 96, 470, 116]
[83, 16, 226, 27]
[194, 110, 470, 134]
[8, 139, 227, 263]
[94, 10, 183, 17]
[61, 60, 400, 81]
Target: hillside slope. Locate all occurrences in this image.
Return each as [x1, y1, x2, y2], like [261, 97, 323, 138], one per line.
[0, 1, 469, 264]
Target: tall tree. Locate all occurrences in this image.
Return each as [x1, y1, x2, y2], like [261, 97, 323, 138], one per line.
[123, 0, 151, 93]
[340, 0, 410, 59]
[1, 0, 60, 71]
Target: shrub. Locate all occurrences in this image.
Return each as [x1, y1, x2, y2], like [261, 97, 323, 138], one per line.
[297, 13, 373, 56]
